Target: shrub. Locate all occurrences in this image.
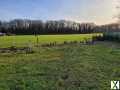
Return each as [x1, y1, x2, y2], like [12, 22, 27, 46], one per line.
[92, 32, 120, 42]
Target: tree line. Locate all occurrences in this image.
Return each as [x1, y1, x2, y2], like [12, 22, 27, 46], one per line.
[0, 19, 120, 35]
[0, 19, 96, 35]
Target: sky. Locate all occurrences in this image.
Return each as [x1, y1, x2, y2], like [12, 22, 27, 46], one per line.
[0, 0, 118, 25]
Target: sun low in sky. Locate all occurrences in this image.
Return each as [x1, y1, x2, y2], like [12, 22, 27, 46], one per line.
[0, 0, 118, 25]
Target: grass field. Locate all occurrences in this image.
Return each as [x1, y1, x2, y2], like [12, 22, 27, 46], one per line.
[0, 34, 101, 47]
[0, 34, 120, 90]
[0, 42, 120, 90]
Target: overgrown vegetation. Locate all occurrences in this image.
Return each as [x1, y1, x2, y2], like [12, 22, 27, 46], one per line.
[93, 32, 120, 42]
[0, 33, 120, 90]
[0, 42, 120, 90]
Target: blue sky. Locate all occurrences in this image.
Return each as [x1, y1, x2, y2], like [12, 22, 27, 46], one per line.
[0, 0, 117, 25]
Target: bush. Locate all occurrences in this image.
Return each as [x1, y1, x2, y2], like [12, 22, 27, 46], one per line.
[92, 32, 120, 42]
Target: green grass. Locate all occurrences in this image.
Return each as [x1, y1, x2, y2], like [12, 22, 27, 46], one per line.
[0, 41, 120, 90]
[0, 33, 101, 47]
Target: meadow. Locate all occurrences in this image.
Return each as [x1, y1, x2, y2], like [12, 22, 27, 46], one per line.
[0, 34, 120, 90]
[0, 33, 101, 48]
